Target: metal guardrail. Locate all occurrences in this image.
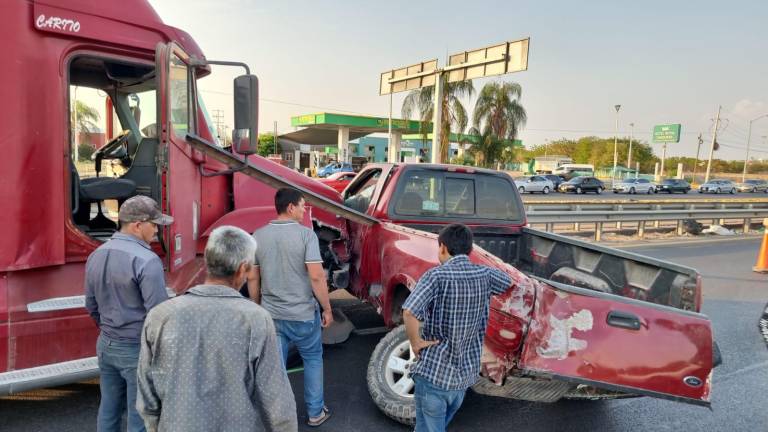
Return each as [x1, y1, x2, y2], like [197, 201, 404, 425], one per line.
[523, 199, 768, 241]
[524, 198, 768, 212]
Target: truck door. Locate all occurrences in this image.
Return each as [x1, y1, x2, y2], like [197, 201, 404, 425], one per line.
[156, 43, 202, 272]
[518, 279, 713, 406]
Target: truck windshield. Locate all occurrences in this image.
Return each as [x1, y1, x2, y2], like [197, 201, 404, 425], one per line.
[392, 170, 522, 221]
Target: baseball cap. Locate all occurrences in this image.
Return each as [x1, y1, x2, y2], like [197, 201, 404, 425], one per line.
[118, 195, 174, 226]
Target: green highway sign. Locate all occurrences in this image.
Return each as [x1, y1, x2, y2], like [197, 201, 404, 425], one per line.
[653, 124, 681, 143]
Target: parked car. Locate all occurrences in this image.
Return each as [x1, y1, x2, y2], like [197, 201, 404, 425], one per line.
[542, 174, 566, 190]
[658, 179, 691, 194]
[514, 175, 555, 194]
[698, 179, 736, 194]
[613, 178, 656, 194]
[559, 176, 604, 194]
[318, 171, 357, 193]
[736, 179, 768, 193]
[318, 161, 354, 178]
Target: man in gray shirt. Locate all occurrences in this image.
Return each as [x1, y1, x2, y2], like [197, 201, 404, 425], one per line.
[249, 187, 333, 427]
[85, 195, 172, 432]
[137, 226, 296, 432]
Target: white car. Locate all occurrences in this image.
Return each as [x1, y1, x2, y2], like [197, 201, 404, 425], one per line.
[514, 175, 555, 194]
[613, 178, 656, 194]
[698, 179, 736, 194]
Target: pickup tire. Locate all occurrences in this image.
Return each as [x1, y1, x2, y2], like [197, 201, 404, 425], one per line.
[366, 325, 416, 425]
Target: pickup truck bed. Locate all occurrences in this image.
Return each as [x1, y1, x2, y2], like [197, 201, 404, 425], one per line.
[401, 224, 700, 312]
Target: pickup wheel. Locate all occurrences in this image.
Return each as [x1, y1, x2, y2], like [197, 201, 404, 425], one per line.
[367, 325, 416, 425]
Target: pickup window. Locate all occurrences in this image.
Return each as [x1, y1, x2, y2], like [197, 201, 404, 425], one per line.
[391, 169, 523, 222]
[344, 169, 382, 213]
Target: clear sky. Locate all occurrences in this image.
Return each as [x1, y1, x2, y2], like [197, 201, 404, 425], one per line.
[148, 0, 768, 161]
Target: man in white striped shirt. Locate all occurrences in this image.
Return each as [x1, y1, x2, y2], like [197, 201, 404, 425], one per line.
[248, 187, 334, 427]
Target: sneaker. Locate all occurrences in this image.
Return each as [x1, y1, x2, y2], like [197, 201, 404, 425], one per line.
[307, 406, 331, 427]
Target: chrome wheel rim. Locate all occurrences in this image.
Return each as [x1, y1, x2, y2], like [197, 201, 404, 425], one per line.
[384, 340, 416, 398]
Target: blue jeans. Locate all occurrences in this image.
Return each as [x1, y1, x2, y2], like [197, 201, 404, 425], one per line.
[413, 375, 466, 432]
[96, 334, 145, 432]
[273, 309, 325, 418]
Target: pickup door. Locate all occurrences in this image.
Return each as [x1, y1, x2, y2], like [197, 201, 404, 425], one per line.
[519, 279, 712, 406]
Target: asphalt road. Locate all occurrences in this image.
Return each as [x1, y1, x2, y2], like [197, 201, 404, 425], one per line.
[2, 238, 766, 431]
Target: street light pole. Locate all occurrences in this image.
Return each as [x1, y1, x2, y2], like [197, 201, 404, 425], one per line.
[742, 114, 768, 182]
[613, 104, 621, 184]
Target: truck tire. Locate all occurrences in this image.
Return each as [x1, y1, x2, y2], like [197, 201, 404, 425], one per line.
[366, 325, 416, 425]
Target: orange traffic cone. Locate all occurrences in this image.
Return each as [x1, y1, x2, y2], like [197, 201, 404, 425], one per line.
[754, 218, 768, 273]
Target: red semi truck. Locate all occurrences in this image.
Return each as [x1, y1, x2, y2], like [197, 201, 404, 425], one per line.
[1, 0, 717, 426]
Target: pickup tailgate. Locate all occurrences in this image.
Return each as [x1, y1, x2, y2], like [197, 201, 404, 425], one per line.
[519, 279, 713, 406]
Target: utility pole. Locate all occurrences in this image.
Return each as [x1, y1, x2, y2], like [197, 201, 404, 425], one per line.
[613, 104, 621, 185]
[692, 133, 703, 184]
[627, 122, 634, 171]
[704, 106, 721, 183]
[274, 121, 278, 154]
[742, 114, 768, 182]
[211, 109, 225, 143]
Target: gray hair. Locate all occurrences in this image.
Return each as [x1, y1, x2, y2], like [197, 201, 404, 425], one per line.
[204, 226, 257, 279]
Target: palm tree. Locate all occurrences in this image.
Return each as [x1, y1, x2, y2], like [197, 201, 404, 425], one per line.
[71, 100, 101, 160]
[470, 81, 527, 167]
[401, 75, 474, 162]
[72, 100, 100, 134]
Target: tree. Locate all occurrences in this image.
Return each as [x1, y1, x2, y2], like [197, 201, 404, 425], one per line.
[72, 100, 100, 134]
[472, 81, 527, 142]
[257, 132, 282, 157]
[466, 81, 527, 167]
[71, 100, 100, 161]
[527, 136, 659, 173]
[401, 76, 474, 162]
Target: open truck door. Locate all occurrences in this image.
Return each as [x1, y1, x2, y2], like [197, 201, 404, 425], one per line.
[155, 42, 202, 272]
[518, 279, 713, 406]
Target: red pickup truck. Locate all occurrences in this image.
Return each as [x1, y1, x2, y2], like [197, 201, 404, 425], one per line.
[0, 1, 716, 427]
[327, 163, 718, 424]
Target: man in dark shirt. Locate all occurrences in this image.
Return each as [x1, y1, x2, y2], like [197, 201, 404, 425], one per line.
[403, 224, 512, 432]
[85, 195, 172, 432]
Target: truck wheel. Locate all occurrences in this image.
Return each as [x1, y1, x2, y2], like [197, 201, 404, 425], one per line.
[367, 325, 416, 425]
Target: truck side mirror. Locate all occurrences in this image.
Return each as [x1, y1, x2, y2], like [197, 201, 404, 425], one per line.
[233, 75, 258, 155]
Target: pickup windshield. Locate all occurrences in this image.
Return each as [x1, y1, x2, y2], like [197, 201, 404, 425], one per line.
[390, 169, 523, 221]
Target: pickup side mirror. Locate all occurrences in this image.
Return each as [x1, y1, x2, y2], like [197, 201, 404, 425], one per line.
[233, 75, 259, 155]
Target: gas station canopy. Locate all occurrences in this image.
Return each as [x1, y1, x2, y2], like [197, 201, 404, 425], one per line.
[283, 112, 429, 145]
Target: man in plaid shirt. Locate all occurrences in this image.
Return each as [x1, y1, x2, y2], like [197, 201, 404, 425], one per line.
[403, 224, 512, 432]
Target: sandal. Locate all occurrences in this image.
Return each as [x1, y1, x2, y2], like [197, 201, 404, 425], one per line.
[307, 406, 331, 427]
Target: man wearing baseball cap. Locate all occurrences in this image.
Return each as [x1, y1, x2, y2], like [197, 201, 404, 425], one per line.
[85, 195, 173, 432]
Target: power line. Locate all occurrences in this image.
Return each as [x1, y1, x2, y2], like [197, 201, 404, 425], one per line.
[199, 89, 371, 116]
